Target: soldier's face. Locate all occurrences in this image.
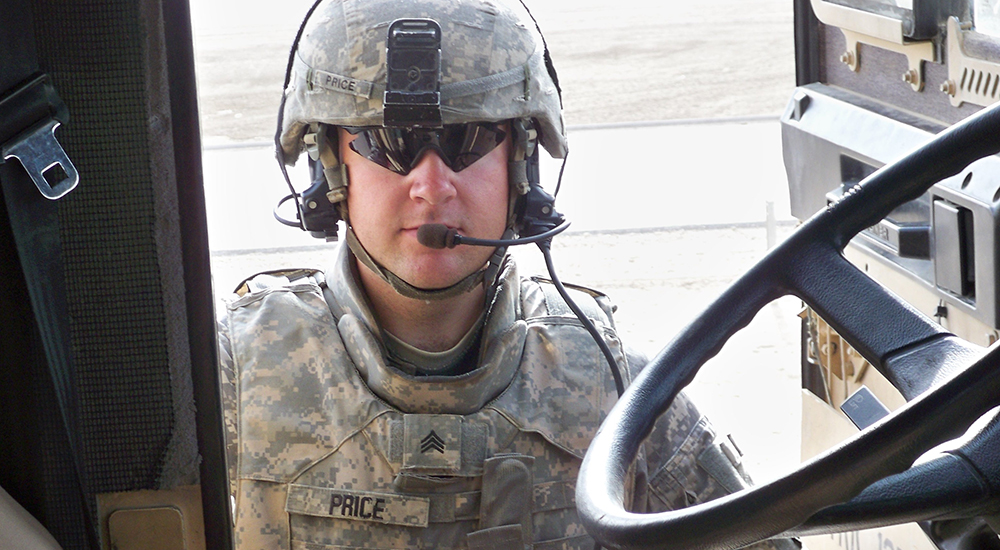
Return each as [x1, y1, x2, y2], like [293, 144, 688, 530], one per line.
[340, 127, 509, 291]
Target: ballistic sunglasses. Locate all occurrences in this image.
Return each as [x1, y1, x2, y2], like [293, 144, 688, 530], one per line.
[346, 122, 506, 175]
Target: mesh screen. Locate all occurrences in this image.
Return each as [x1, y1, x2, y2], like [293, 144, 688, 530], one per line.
[33, 0, 176, 494]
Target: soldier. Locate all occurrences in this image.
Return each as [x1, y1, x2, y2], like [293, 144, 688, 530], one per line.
[218, 0, 794, 548]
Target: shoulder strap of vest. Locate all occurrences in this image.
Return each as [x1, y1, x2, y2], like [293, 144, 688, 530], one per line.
[528, 276, 617, 328]
[233, 267, 323, 297]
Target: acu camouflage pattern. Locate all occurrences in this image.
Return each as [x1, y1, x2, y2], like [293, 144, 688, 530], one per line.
[218, 245, 791, 549]
[279, 0, 567, 166]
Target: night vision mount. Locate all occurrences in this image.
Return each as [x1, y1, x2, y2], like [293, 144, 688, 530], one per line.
[383, 19, 443, 128]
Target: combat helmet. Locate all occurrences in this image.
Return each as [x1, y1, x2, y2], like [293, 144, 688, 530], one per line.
[275, 0, 567, 300]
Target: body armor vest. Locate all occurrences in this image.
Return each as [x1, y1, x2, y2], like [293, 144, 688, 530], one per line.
[223, 255, 631, 549]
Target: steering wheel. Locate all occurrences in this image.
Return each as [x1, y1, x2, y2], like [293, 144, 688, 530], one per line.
[576, 97, 1000, 550]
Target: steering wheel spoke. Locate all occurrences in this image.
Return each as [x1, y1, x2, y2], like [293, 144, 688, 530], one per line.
[788, 239, 966, 400]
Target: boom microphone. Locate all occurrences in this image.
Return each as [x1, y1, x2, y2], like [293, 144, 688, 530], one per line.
[416, 224, 459, 249]
[416, 221, 571, 249]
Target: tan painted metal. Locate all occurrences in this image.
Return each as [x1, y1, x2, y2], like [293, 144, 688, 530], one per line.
[96, 485, 204, 550]
[800, 391, 938, 550]
[801, 308, 906, 414]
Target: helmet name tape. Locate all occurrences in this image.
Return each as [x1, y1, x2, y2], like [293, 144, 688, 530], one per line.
[308, 68, 374, 99]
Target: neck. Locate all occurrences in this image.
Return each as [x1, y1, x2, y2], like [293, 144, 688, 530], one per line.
[356, 259, 486, 352]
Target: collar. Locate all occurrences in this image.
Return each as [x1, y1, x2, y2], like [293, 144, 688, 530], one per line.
[324, 244, 527, 414]
[382, 310, 486, 376]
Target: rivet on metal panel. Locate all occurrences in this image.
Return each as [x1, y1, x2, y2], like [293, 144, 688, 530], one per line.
[940, 79, 957, 96]
[839, 50, 857, 70]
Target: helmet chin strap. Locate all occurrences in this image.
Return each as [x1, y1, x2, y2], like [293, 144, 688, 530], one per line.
[344, 224, 510, 302]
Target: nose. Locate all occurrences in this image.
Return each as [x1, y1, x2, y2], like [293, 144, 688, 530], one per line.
[408, 150, 457, 206]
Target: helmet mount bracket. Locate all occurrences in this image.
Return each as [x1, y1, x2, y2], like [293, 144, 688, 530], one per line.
[383, 19, 443, 128]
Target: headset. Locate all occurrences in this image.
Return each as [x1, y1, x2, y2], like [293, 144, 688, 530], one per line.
[273, 0, 567, 242]
[273, 120, 568, 244]
[270, 0, 624, 397]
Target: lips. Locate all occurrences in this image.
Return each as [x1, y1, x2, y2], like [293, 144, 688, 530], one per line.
[405, 222, 459, 233]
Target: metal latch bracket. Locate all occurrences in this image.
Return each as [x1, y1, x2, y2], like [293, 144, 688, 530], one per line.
[0, 74, 79, 199]
[808, 0, 937, 92]
[941, 17, 1000, 108]
[839, 29, 937, 92]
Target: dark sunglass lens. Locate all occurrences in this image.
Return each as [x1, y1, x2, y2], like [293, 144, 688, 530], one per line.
[347, 123, 506, 174]
[349, 129, 412, 174]
[438, 123, 506, 172]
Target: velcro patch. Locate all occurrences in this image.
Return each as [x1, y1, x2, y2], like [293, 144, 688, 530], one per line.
[309, 69, 373, 98]
[285, 484, 430, 527]
[403, 414, 463, 472]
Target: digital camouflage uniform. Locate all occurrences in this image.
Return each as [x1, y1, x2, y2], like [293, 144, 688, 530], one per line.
[219, 246, 791, 549]
[235, 1, 799, 548]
